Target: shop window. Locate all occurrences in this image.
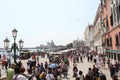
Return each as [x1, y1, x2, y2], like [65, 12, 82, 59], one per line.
[107, 52, 109, 57]
[109, 52, 110, 58]
[118, 54, 120, 61]
[111, 52, 113, 59]
[114, 53, 116, 60]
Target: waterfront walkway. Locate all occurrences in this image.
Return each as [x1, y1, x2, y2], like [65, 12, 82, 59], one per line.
[0, 55, 119, 80]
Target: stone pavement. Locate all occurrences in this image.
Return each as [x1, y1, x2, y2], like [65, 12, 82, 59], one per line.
[0, 56, 114, 80]
[63, 57, 112, 80]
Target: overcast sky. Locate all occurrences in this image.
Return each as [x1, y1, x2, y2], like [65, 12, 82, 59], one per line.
[0, 0, 100, 48]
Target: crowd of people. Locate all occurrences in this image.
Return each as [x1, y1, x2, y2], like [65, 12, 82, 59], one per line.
[6, 61, 30, 80]
[6, 53, 70, 80]
[73, 52, 120, 80]
[1, 49, 120, 80]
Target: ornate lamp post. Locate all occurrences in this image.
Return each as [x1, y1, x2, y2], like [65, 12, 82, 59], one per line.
[19, 39, 24, 51]
[3, 37, 10, 51]
[12, 28, 18, 64]
[4, 28, 24, 64]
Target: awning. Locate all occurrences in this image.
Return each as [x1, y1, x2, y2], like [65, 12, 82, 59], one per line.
[105, 50, 120, 53]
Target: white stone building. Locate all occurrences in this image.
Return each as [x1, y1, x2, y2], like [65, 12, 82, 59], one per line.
[84, 4, 103, 54]
[73, 39, 85, 49]
[84, 25, 91, 47]
[84, 25, 94, 49]
[92, 4, 103, 54]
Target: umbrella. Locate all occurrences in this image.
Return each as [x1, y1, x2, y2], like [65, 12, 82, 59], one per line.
[48, 63, 58, 68]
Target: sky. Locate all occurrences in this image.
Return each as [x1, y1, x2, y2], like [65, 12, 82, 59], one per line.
[0, 0, 100, 48]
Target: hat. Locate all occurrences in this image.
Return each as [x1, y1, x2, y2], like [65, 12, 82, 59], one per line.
[79, 71, 83, 75]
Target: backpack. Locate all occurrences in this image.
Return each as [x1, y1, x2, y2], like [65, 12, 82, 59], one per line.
[13, 74, 28, 80]
[13, 74, 19, 80]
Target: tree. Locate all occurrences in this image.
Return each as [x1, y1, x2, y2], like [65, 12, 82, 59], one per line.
[66, 43, 73, 48]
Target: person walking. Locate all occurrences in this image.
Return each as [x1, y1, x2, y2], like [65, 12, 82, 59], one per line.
[79, 71, 84, 80]
[46, 69, 55, 80]
[73, 66, 78, 77]
[12, 66, 20, 80]
[16, 67, 28, 80]
[6, 63, 15, 80]
[36, 54, 39, 64]
[62, 62, 68, 78]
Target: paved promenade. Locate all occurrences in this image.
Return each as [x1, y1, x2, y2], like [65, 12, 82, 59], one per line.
[0, 55, 115, 80]
[65, 57, 112, 80]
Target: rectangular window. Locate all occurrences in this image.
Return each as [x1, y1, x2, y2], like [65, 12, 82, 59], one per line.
[103, 0, 106, 7]
[117, 6, 119, 23]
[110, 37, 112, 46]
[106, 22, 109, 31]
[106, 17, 108, 27]
[110, 14, 113, 26]
[115, 34, 119, 46]
[113, 11, 116, 26]
[109, 52, 110, 58]
[114, 53, 116, 60]
[118, 54, 120, 61]
[104, 39, 106, 47]
[104, 0, 106, 3]
[107, 39, 109, 46]
[111, 53, 113, 59]
[119, 5, 120, 12]
[101, 1, 103, 6]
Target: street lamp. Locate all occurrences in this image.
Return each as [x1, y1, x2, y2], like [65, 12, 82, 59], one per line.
[4, 28, 24, 64]
[19, 39, 24, 51]
[12, 28, 18, 64]
[3, 37, 10, 51]
[12, 28, 17, 39]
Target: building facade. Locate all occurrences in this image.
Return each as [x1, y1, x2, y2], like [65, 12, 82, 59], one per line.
[73, 39, 85, 49]
[101, 0, 120, 61]
[84, 25, 93, 48]
[84, 25, 90, 47]
[47, 40, 56, 48]
[93, 5, 103, 54]
[89, 25, 94, 50]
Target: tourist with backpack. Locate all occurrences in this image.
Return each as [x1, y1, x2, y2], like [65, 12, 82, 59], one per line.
[14, 67, 28, 80]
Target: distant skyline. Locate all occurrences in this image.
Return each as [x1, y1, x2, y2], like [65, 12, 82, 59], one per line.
[0, 0, 100, 48]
